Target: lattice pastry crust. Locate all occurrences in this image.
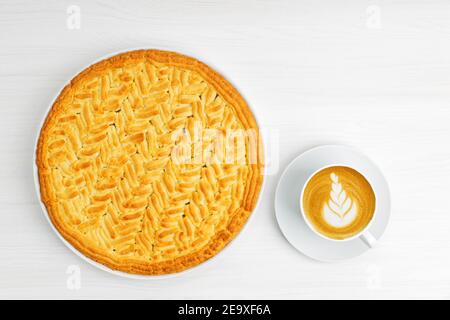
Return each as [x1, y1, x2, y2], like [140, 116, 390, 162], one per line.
[36, 50, 264, 275]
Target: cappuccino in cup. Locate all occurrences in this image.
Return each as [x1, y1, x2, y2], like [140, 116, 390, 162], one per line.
[301, 166, 376, 241]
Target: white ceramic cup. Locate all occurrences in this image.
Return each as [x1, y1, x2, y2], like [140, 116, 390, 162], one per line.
[300, 164, 377, 248]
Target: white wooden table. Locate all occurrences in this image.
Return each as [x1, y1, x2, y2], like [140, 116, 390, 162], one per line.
[1, 0, 450, 299]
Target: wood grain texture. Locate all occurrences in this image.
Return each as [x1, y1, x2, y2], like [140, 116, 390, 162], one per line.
[1, 0, 450, 299]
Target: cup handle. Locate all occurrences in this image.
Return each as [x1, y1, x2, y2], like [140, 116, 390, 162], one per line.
[360, 231, 377, 248]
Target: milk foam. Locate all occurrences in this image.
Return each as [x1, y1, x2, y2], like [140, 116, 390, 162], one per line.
[322, 173, 358, 228]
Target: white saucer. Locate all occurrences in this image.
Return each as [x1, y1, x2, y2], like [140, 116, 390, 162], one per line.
[275, 145, 391, 262]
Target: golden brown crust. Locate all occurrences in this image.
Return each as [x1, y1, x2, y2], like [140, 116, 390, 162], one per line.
[36, 49, 264, 275]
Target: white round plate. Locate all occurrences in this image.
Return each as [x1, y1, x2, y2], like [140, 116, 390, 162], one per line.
[33, 48, 266, 279]
[275, 145, 391, 262]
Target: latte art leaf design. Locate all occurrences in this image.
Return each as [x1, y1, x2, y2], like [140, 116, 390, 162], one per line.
[323, 173, 358, 228]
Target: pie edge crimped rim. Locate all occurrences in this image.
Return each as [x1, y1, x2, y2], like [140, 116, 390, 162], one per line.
[36, 49, 264, 276]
